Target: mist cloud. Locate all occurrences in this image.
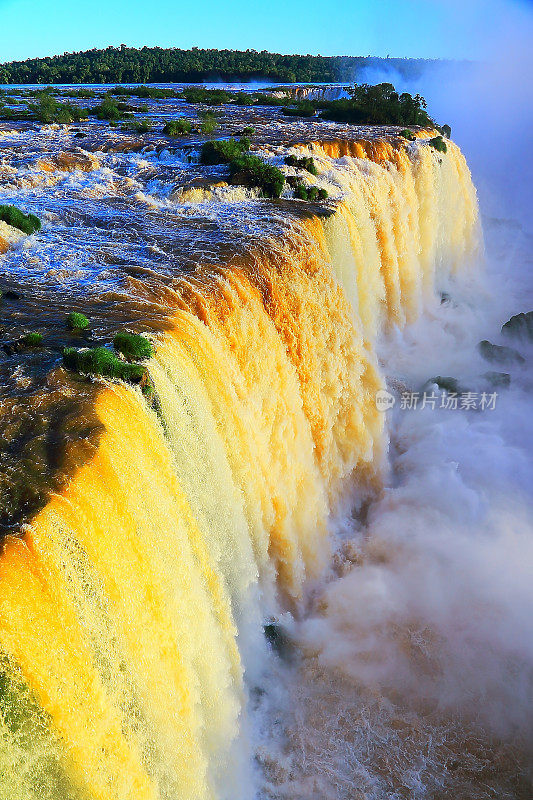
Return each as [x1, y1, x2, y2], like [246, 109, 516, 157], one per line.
[360, 0, 533, 228]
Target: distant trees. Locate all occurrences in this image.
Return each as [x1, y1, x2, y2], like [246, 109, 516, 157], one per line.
[0, 46, 443, 86]
[319, 83, 433, 126]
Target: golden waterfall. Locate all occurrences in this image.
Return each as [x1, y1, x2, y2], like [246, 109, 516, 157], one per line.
[0, 137, 480, 800]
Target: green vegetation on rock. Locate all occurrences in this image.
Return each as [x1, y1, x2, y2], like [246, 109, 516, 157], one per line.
[60, 88, 97, 99]
[200, 137, 283, 197]
[294, 183, 309, 200]
[284, 154, 318, 175]
[66, 312, 90, 330]
[111, 85, 178, 99]
[291, 182, 328, 202]
[30, 94, 88, 124]
[199, 113, 219, 135]
[0, 104, 22, 121]
[319, 83, 433, 126]
[163, 118, 192, 136]
[428, 135, 447, 153]
[113, 331, 153, 361]
[200, 137, 250, 165]
[229, 154, 285, 198]
[252, 93, 290, 107]
[129, 118, 152, 134]
[21, 332, 43, 347]
[89, 97, 132, 121]
[281, 100, 316, 117]
[0, 205, 41, 234]
[90, 97, 120, 121]
[182, 88, 234, 105]
[63, 347, 147, 383]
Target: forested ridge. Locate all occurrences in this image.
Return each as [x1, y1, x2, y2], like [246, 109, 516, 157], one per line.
[0, 45, 446, 84]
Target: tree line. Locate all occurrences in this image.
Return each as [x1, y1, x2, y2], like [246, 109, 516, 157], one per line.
[0, 45, 445, 85]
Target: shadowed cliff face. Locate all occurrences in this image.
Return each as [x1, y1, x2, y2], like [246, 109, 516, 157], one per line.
[0, 376, 103, 531]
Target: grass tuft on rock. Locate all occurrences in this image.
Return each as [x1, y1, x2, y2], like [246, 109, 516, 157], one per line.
[113, 331, 153, 361]
[163, 118, 192, 136]
[63, 347, 147, 383]
[200, 137, 250, 165]
[21, 332, 43, 347]
[129, 119, 151, 134]
[200, 113, 219, 135]
[67, 312, 90, 330]
[0, 205, 41, 235]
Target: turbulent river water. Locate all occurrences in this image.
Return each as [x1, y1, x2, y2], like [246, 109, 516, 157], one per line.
[0, 85, 531, 800]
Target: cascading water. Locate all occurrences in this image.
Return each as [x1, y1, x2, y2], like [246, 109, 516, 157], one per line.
[0, 128, 484, 799]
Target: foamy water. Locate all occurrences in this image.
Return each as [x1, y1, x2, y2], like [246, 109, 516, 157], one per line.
[255, 218, 533, 799]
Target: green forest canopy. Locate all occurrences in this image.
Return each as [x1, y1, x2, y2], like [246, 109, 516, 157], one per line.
[0, 45, 451, 85]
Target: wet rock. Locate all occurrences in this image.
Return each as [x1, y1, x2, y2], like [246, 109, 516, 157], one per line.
[478, 340, 525, 365]
[1, 289, 21, 300]
[427, 376, 462, 394]
[501, 311, 533, 342]
[2, 341, 21, 356]
[52, 151, 98, 172]
[2, 340, 28, 356]
[2, 333, 43, 355]
[264, 623, 293, 661]
[172, 179, 229, 203]
[483, 371, 511, 388]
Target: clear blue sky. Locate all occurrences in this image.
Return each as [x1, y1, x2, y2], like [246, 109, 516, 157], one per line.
[0, 0, 530, 62]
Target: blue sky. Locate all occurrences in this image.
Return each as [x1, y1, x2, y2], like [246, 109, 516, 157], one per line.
[0, 0, 530, 62]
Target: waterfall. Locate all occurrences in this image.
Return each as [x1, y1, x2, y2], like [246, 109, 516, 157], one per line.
[0, 135, 480, 800]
